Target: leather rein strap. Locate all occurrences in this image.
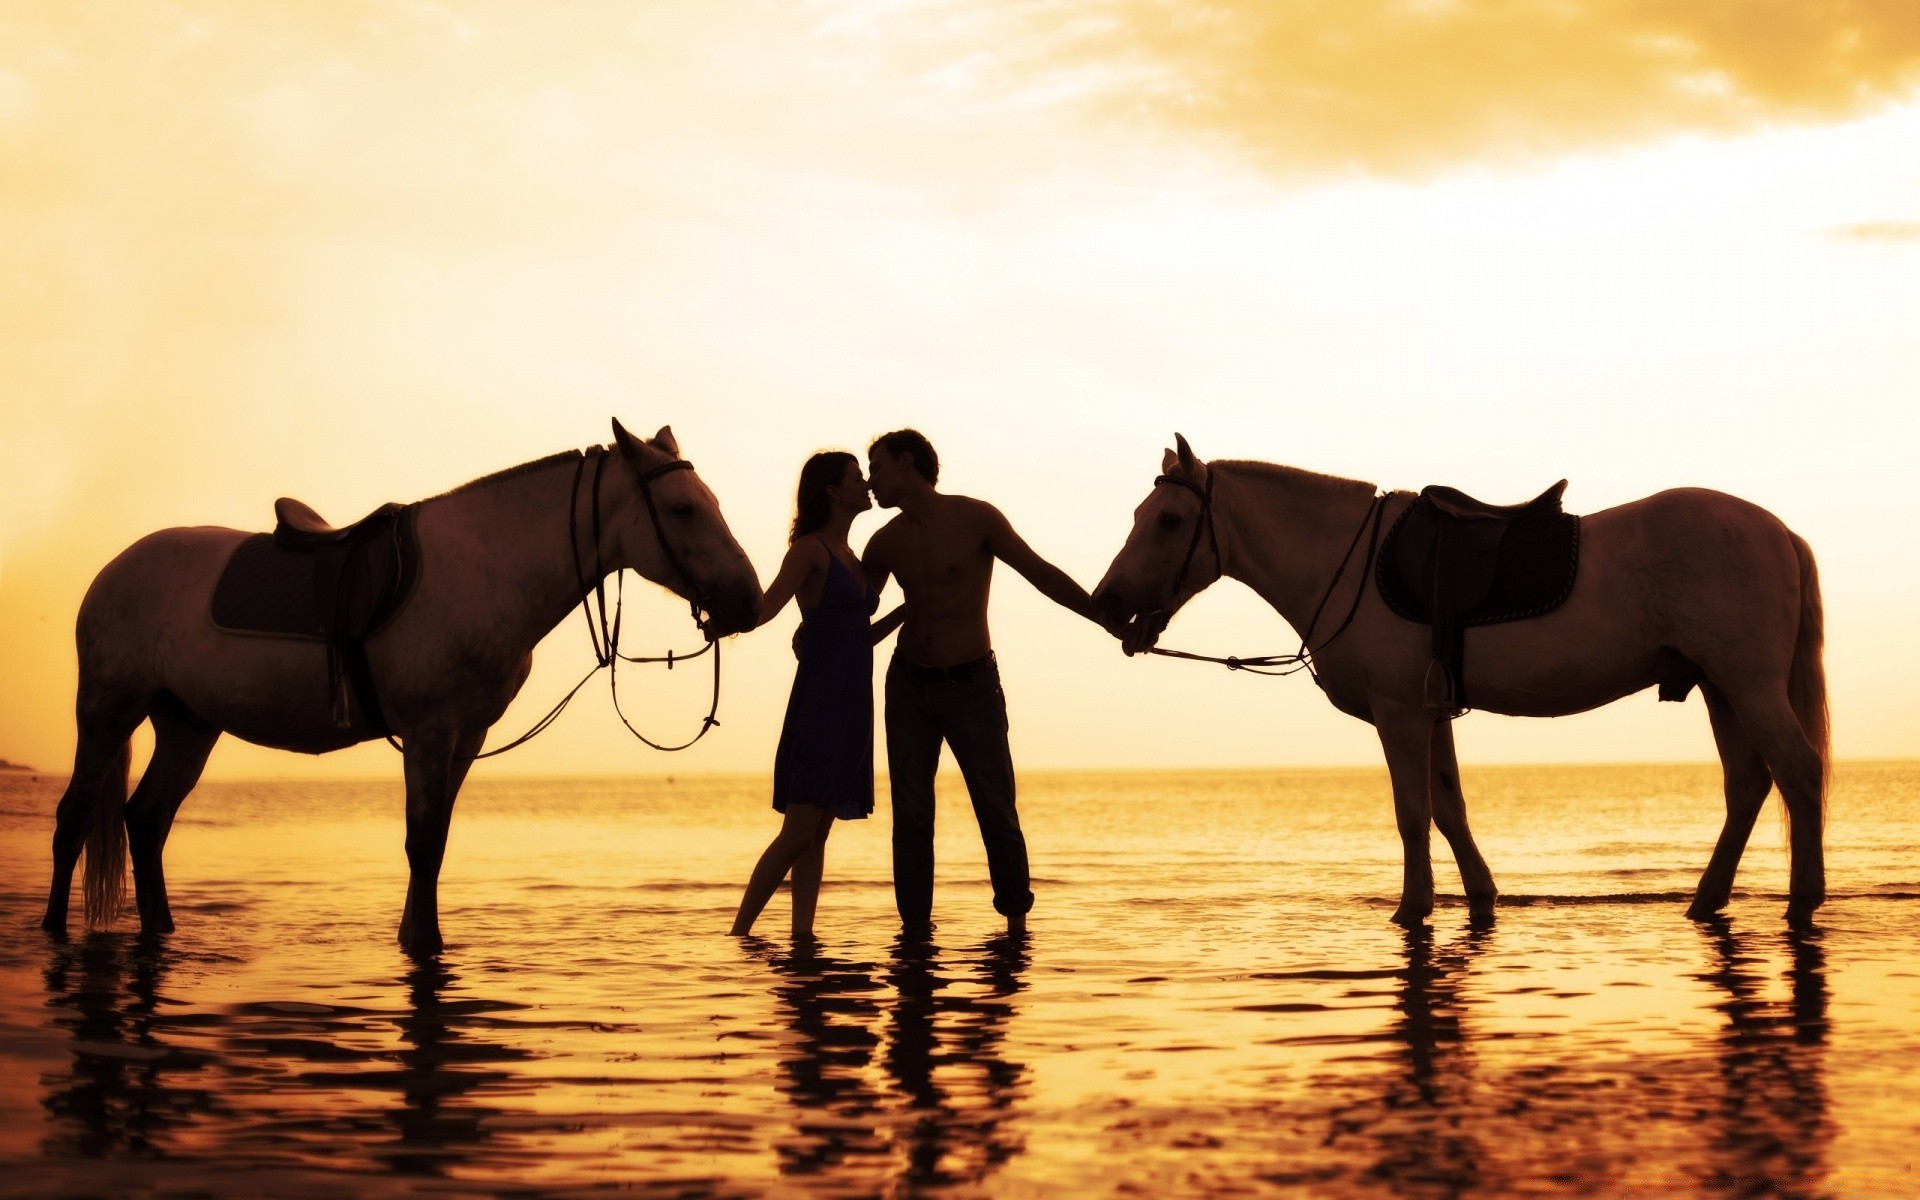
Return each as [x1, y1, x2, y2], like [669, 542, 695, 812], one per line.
[384, 444, 723, 758]
[1143, 471, 1386, 681]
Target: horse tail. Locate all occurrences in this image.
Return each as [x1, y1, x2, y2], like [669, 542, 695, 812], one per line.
[1787, 532, 1830, 821]
[82, 738, 131, 929]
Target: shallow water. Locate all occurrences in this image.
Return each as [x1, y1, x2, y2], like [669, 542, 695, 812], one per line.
[0, 762, 1915, 1197]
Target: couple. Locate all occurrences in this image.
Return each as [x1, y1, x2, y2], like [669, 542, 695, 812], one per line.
[729, 429, 1098, 940]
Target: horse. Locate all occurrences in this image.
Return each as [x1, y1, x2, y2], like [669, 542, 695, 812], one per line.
[1091, 435, 1828, 928]
[42, 420, 763, 954]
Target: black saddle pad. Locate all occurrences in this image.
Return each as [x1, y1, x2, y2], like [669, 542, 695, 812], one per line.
[1376, 500, 1581, 628]
[211, 507, 419, 641]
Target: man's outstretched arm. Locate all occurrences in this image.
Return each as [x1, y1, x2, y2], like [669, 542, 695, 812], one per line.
[983, 505, 1097, 622]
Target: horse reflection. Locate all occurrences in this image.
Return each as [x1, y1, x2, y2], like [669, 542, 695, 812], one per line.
[372, 955, 529, 1175]
[1694, 917, 1831, 1193]
[1338, 926, 1491, 1192]
[883, 931, 1031, 1188]
[40, 935, 225, 1158]
[754, 940, 888, 1177]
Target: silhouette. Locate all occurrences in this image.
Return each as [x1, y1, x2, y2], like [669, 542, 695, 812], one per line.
[732, 452, 904, 938]
[41, 421, 762, 953]
[863, 429, 1104, 932]
[1094, 436, 1829, 927]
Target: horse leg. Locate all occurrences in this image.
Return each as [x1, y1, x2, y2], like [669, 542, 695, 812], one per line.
[1725, 688, 1826, 922]
[42, 705, 143, 936]
[1686, 683, 1773, 920]
[1376, 706, 1438, 927]
[124, 696, 221, 937]
[397, 730, 481, 955]
[1429, 721, 1497, 924]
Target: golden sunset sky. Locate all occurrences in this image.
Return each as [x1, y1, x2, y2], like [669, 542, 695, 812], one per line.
[3, 2, 1917, 780]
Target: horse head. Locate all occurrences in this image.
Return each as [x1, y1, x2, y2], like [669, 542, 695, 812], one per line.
[1092, 433, 1221, 654]
[609, 419, 763, 636]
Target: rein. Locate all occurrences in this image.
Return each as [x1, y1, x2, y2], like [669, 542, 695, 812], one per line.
[384, 445, 723, 758]
[1143, 474, 1386, 681]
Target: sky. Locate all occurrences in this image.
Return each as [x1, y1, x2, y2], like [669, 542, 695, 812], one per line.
[2, 0, 1917, 780]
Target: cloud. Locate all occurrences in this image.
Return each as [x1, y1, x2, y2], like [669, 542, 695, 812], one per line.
[1832, 219, 1920, 241]
[964, 0, 1920, 174]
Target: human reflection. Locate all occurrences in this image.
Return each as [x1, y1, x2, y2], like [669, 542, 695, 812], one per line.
[750, 937, 889, 1177]
[375, 953, 525, 1175]
[1339, 925, 1490, 1193]
[1693, 917, 1832, 1194]
[883, 930, 1031, 1188]
[40, 933, 225, 1158]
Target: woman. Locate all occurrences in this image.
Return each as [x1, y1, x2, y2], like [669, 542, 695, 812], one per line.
[731, 451, 903, 938]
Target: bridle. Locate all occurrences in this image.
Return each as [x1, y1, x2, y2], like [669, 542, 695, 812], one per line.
[383, 444, 725, 758]
[1139, 467, 1386, 680]
[1148, 468, 1220, 620]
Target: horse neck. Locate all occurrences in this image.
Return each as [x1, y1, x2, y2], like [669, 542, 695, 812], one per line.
[1212, 462, 1378, 638]
[422, 451, 631, 650]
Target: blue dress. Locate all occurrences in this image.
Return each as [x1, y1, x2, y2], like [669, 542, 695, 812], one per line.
[772, 545, 879, 820]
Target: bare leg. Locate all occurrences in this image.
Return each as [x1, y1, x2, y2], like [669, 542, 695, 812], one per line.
[1375, 704, 1437, 928]
[788, 808, 836, 940]
[731, 803, 834, 937]
[1429, 721, 1497, 923]
[1688, 683, 1773, 920]
[124, 697, 220, 937]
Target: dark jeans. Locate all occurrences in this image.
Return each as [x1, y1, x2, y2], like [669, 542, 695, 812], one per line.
[885, 652, 1033, 923]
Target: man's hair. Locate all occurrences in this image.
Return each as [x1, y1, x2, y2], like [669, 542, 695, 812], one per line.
[869, 429, 939, 484]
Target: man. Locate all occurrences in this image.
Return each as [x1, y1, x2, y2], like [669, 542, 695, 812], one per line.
[861, 429, 1100, 934]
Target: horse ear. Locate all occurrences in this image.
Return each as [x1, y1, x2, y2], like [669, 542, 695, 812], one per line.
[611, 418, 648, 465]
[652, 425, 680, 457]
[1174, 433, 1198, 475]
[1161, 446, 1180, 475]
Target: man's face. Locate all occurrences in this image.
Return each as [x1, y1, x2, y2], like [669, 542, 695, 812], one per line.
[867, 447, 908, 508]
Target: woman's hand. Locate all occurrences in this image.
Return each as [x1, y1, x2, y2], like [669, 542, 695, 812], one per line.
[869, 604, 907, 646]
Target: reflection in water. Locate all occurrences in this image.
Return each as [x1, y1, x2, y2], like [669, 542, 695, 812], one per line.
[884, 931, 1031, 1189]
[1695, 918, 1832, 1196]
[375, 954, 525, 1175]
[1344, 927, 1490, 1195]
[755, 939, 888, 1176]
[40, 935, 225, 1159]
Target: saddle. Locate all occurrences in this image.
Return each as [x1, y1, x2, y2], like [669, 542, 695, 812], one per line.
[1375, 480, 1580, 716]
[210, 499, 422, 731]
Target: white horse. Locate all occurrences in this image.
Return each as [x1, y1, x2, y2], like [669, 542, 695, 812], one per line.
[1092, 436, 1828, 927]
[43, 420, 762, 954]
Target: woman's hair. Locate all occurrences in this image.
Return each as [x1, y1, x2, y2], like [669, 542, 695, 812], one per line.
[790, 450, 858, 544]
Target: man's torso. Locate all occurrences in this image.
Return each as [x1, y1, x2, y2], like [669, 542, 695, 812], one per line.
[872, 495, 996, 667]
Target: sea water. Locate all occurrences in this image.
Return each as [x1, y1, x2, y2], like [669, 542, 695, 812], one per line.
[0, 762, 1914, 1197]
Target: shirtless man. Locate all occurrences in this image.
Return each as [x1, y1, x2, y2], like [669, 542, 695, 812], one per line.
[861, 429, 1099, 934]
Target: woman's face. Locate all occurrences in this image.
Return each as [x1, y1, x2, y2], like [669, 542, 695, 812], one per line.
[831, 459, 872, 514]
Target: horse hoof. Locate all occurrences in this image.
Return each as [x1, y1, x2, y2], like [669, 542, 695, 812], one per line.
[399, 929, 445, 957]
[1390, 906, 1431, 928]
[1785, 897, 1823, 928]
[1685, 897, 1727, 922]
[1467, 902, 1497, 930]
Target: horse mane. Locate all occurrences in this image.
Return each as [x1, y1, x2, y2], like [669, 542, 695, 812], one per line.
[428, 448, 590, 502]
[1215, 458, 1376, 501]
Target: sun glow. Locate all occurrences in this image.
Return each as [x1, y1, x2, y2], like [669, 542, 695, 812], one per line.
[2, 2, 1917, 780]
